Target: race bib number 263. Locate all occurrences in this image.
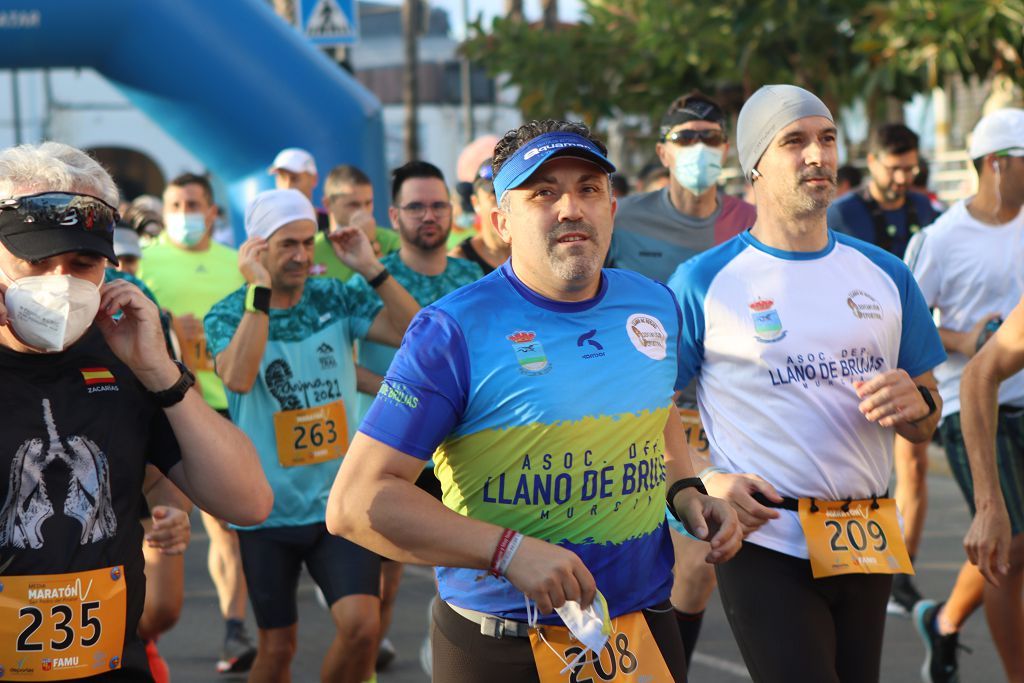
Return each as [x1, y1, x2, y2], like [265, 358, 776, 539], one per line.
[0, 566, 126, 680]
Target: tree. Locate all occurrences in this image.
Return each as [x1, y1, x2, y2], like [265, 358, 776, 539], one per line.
[466, 0, 872, 126]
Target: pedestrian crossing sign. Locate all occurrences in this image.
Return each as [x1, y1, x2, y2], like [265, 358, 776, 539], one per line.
[297, 0, 358, 46]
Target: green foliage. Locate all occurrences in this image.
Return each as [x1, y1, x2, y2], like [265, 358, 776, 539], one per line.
[463, 0, 1024, 128]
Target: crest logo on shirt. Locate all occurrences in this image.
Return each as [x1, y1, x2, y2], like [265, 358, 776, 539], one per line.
[750, 298, 787, 343]
[626, 314, 667, 360]
[507, 331, 551, 375]
[847, 290, 883, 320]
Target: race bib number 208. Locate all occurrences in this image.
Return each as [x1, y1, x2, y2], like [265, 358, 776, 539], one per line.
[0, 566, 126, 680]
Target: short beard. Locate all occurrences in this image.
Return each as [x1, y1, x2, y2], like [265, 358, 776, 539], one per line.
[783, 168, 837, 219]
[546, 220, 602, 282]
[399, 216, 451, 252]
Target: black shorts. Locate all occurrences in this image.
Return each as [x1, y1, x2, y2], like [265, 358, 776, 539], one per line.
[416, 465, 443, 500]
[237, 522, 380, 629]
[430, 598, 687, 682]
[715, 542, 891, 683]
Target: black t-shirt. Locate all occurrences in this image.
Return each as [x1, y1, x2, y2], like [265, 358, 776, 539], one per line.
[0, 328, 182, 679]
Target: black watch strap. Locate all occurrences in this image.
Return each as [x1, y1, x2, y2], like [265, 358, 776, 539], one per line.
[912, 385, 937, 423]
[666, 477, 708, 521]
[151, 361, 196, 408]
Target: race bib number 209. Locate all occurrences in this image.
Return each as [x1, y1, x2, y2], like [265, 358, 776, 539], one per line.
[0, 566, 126, 680]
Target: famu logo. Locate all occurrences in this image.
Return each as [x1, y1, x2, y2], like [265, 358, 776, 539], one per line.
[750, 298, 786, 343]
[316, 342, 337, 370]
[847, 290, 883, 320]
[507, 331, 551, 375]
[42, 657, 81, 672]
[626, 314, 667, 360]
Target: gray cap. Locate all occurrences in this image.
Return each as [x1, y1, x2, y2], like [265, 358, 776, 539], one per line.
[737, 84, 833, 178]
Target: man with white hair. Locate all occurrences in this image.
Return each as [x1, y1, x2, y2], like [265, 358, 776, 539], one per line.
[0, 142, 272, 681]
[667, 86, 946, 682]
[203, 188, 419, 683]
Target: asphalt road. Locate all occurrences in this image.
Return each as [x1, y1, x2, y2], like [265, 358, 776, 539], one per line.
[159, 463, 1003, 682]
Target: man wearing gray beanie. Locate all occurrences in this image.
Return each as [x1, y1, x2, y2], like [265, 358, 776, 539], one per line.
[666, 84, 947, 682]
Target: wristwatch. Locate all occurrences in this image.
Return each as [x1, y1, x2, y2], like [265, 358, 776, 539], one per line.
[150, 361, 196, 407]
[666, 477, 708, 521]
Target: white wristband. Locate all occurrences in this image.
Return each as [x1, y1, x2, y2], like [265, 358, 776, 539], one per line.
[496, 531, 524, 577]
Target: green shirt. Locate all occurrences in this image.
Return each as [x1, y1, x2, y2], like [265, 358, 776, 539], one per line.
[347, 252, 483, 422]
[138, 235, 244, 410]
[310, 228, 401, 282]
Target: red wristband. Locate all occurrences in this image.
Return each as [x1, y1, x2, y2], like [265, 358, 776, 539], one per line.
[489, 528, 518, 578]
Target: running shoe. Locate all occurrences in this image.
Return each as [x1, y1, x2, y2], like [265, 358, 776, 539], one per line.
[217, 623, 257, 674]
[887, 573, 925, 616]
[914, 600, 960, 683]
[376, 637, 396, 671]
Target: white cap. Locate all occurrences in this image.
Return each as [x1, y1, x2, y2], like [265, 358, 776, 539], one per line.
[269, 148, 317, 176]
[113, 227, 142, 259]
[969, 108, 1024, 159]
[245, 189, 316, 240]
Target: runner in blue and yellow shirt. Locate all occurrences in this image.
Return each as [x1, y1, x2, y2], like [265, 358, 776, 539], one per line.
[327, 121, 741, 683]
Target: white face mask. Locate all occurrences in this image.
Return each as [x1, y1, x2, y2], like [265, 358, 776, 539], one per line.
[164, 212, 207, 247]
[1, 266, 101, 352]
[526, 590, 612, 674]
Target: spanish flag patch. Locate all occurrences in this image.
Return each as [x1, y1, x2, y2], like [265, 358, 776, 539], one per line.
[81, 367, 116, 385]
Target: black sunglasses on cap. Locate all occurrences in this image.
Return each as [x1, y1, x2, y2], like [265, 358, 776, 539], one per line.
[664, 129, 726, 147]
[0, 192, 119, 232]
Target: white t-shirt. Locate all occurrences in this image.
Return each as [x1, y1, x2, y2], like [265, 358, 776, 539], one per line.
[904, 199, 1024, 418]
[668, 230, 945, 558]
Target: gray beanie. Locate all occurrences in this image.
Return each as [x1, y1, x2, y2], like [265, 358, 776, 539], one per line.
[737, 84, 833, 178]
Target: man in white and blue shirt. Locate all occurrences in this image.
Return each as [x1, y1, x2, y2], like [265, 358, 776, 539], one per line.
[668, 85, 946, 683]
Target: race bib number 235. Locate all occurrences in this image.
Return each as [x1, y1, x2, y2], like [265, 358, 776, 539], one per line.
[0, 566, 126, 680]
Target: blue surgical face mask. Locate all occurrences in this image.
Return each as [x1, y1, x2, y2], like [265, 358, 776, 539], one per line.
[164, 212, 207, 247]
[673, 143, 724, 194]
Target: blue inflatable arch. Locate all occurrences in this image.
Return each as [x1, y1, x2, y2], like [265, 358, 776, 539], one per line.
[0, 0, 387, 242]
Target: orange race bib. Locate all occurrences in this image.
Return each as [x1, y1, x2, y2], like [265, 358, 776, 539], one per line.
[798, 497, 914, 578]
[171, 317, 214, 372]
[272, 400, 348, 468]
[0, 566, 126, 680]
[678, 409, 708, 453]
[530, 611, 674, 682]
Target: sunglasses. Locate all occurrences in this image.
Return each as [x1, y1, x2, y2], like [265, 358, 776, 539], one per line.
[0, 192, 119, 232]
[478, 164, 494, 181]
[664, 129, 725, 147]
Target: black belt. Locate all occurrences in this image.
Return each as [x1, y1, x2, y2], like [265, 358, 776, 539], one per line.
[752, 491, 890, 513]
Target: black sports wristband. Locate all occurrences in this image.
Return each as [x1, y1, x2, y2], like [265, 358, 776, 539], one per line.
[911, 385, 937, 423]
[666, 477, 708, 521]
[368, 267, 390, 289]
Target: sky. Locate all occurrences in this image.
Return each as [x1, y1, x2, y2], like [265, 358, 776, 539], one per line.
[414, 0, 583, 37]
